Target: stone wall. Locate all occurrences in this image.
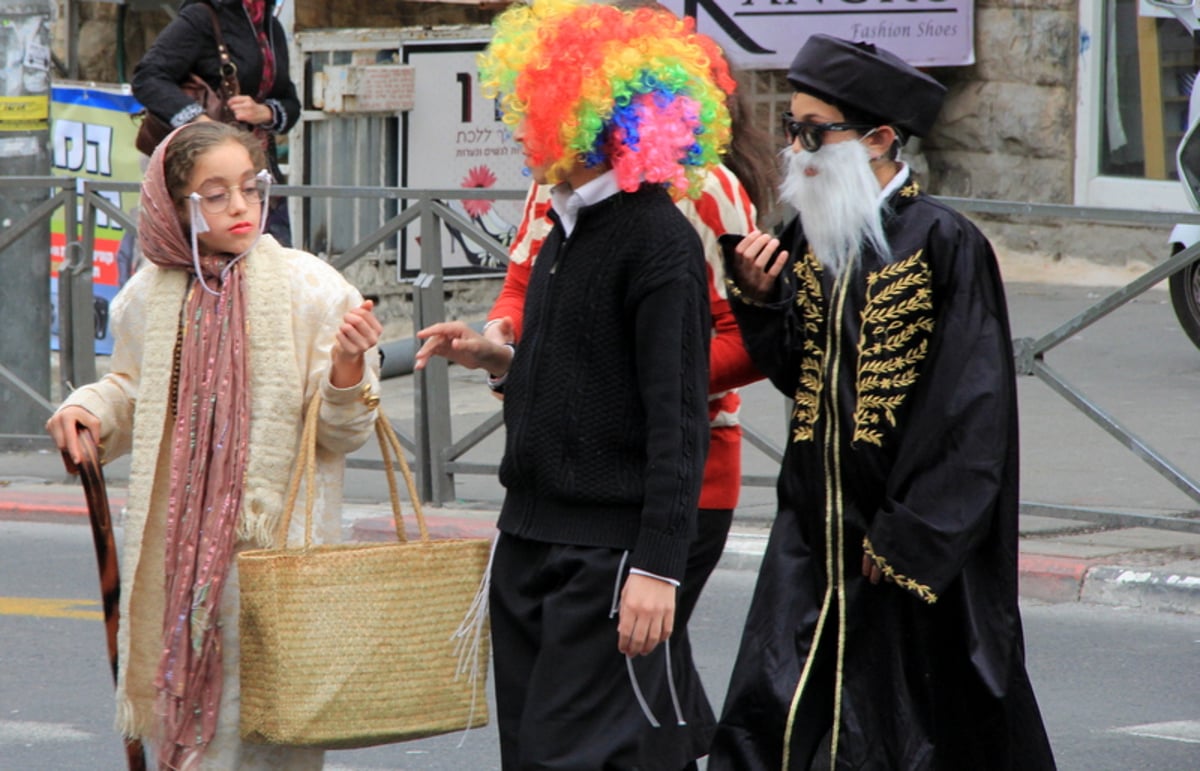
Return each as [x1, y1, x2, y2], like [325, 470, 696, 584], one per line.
[55, 0, 1168, 271]
[923, 0, 1165, 270]
[294, 0, 500, 30]
[52, 1, 169, 84]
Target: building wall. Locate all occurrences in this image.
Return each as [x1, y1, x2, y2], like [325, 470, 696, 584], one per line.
[55, 0, 1167, 270]
[927, 0, 1077, 203]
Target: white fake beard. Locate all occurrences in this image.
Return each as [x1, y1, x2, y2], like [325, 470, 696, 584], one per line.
[778, 138, 892, 278]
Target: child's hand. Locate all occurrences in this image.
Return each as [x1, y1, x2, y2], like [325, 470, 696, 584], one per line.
[45, 406, 101, 466]
[414, 321, 514, 376]
[331, 300, 382, 388]
[617, 574, 676, 657]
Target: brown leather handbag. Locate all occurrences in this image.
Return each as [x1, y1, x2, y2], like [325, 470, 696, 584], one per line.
[134, 4, 240, 156]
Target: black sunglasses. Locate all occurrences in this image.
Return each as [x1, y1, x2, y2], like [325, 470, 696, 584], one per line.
[781, 112, 878, 152]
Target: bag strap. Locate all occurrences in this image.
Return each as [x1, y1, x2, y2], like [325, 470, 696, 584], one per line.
[377, 402, 430, 541]
[276, 392, 427, 547]
[200, 3, 240, 101]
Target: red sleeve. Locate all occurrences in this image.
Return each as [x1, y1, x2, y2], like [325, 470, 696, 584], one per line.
[488, 184, 553, 341]
[707, 262, 761, 393]
[490, 257, 532, 341]
[683, 166, 761, 393]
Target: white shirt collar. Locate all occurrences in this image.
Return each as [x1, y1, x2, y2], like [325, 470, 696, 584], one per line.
[550, 169, 621, 237]
[879, 162, 911, 204]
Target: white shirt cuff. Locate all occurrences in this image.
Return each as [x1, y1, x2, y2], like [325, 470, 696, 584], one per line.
[629, 567, 680, 587]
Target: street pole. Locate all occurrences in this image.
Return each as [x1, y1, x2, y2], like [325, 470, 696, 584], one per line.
[0, 0, 54, 440]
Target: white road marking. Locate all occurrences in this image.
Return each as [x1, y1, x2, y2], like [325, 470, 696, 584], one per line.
[0, 720, 93, 744]
[1110, 720, 1200, 745]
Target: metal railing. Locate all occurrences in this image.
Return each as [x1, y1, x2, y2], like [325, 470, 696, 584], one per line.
[0, 177, 86, 441]
[944, 197, 1200, 534]
[7, 179, 1200, 531]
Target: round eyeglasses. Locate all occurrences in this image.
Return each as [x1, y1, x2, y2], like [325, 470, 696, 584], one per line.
[189, 176, 270, 215]
[780, 112, 878, 153]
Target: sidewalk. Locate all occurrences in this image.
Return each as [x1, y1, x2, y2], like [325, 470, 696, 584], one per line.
[5, 276, 1200, 615]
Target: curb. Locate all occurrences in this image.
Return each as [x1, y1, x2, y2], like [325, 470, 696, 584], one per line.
[1082, 566, 1200, 615]
[1017, 554, 1094, 604]
[6, 488, 1200, 615]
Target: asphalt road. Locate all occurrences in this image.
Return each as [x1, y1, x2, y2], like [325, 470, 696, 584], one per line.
[2, 519, 1198, 771]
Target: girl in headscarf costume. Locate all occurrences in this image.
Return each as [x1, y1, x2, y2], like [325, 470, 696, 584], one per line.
[437, 1, 735, 767]
[47, 122, 381, 770]
[707, 35, 1056, 770]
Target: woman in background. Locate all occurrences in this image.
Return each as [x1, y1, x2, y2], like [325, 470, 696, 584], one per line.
[132, 0, 299, 246]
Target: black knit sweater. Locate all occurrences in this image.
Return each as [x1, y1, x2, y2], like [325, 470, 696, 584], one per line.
[497, 184, 711, 581]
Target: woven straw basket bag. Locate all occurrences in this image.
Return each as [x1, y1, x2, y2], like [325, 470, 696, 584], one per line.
[238, 394, 492, 749]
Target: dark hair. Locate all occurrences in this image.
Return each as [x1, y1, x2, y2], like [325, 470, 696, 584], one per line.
[163, 122, 268, 203]
[724, 71, 781, 226]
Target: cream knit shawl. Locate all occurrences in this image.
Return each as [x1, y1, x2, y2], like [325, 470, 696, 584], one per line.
[68, 237, 324, 738]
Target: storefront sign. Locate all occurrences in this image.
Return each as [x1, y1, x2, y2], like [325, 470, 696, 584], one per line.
[662, 0, 976, 68]
[399, 40, 527, 279]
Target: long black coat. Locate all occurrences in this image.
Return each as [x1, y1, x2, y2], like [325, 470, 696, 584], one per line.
[131, 0, 299, 136]
[709, 173, 1056, 770]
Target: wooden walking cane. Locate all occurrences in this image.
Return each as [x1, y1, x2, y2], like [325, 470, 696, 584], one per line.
[61, 428, 148, 771]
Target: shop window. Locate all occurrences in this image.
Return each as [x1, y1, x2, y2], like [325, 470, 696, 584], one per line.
[1100, 1, 1199, 182]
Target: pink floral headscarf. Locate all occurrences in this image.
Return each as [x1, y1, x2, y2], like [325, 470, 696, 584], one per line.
[140, 125, 252, 770]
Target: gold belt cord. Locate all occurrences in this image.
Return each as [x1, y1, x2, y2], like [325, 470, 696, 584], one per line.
[781, 273, 853, 769]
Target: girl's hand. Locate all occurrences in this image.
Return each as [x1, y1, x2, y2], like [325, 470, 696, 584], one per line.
[331, 300, 382, 388]
[45, 406, 101, 466]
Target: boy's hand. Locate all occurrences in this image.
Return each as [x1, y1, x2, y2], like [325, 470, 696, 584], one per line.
[617, 573, 676, 657]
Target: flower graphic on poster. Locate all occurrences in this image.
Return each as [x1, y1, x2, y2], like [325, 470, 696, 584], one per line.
[460, 165, 498, 218]
[452, 164, 517, 252]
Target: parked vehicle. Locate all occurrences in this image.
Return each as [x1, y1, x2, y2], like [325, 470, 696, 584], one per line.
[1152, 1, 1200, 347]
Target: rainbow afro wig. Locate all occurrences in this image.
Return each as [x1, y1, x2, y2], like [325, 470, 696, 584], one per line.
[478, 0, 735, 196]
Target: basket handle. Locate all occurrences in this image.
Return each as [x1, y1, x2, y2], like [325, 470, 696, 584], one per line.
[376, 406, 430, 542]
[276, 392, 427, 547]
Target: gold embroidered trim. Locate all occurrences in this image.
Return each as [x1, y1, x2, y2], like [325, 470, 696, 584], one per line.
[825, 273, 855, 763]
[781, 260, 852, 769]
[863, 536, 938, 604]
[900, 180, 920, 198]
[852, 249, 933, 446]
[790, 250, 826, 443]
[723, 276, 770, 308]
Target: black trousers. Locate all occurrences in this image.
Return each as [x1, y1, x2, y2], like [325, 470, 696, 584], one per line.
[677, 507, 734, 628]
[490, 534, 716, 771]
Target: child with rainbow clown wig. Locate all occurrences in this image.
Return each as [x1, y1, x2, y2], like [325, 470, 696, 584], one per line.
[480, 0, 734, 195]
[415, 1, 736, 768]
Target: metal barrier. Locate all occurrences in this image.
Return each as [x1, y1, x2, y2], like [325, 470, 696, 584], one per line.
[944, 197, 1200, 534]
[0, 176, 81, 425]
[0, 177, 527, 504]
[8, 179, 1200, 530]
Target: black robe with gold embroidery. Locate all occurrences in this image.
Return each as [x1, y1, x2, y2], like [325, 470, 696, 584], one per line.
[709, 177, 1056, 770]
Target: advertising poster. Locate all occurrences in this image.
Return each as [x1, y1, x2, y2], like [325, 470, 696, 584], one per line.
[0, 10, 51, 131]
[49, 83, 144, 355]
[662, 0, 976, 69]
[399, 39, 528, 279]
